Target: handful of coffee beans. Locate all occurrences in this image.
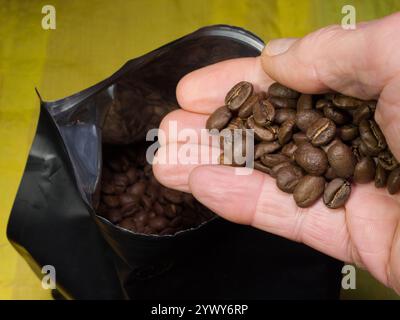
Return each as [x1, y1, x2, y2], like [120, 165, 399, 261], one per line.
[206, 81, 400, 209]
[97, 144, 214, 235]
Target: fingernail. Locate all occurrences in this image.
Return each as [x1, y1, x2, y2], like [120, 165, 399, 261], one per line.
[264, 38, 297, 56]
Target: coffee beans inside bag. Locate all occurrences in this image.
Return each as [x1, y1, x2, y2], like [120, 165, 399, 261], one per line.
[206, 81, 400, 209]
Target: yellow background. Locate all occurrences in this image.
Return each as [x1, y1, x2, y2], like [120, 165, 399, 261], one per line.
[0, 0, 399, 300]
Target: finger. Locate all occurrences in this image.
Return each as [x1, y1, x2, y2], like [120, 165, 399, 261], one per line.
[153, 142, 221, 192]
[374, 74, 400, 161]
[261, 13, 400, 99]
[158, 109, 216, 147]
[188, 165, 352, 262]
[176, 57, 274, 114]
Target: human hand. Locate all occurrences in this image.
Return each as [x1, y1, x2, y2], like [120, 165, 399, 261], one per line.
[153, 13, 400, 294]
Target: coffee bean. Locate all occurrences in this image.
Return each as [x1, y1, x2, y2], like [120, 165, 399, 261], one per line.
[206, 106, 232, 131]
[325, 166, 338, 181]
[295, 143, 328, 176]
[254, 141, 281, 159]
[253, 99, 275, 126]
[353, 157, 376, 183]
[106, 209, 123, 224]
[247, 116, 276, 141]
[102, 182, 116, 195]
[306, 117, 336, 146]
[323, 105, 351, 125]
[261, 153, 290, 168]
[268, 82, 299, 99]
[327, 141, 356, 178]
[103, 195, 120, 208]
[293, 132, 309, 145]
[296, 110, 322, 132]
[163, 189, 183, 204]
[238, 94, 259, 119]
[278, 119, 296, 145]
[359, 119, 387, 154]
[323, 178, 351, 209]
[332, 94, 363, 109]
[270, 162, 292, 178]
[127, 181, 146, 197]
[276, 165, 303, 193]
[125, 167, 138, 184]
[338, 125, 359, 141]
[375, 164, 388, 188]
[377, 150, 398, 171]
[254, 160, 272, 174]
[281, 142, 297, 161]
[387, 167, 400, 194]
[227, 117, 246, 131]
[118, 217, 137, 231]
[352, 104, 372, 125]
[268, 96, 297, 109]
[225, 81, 253, 111]
[149, 216, 169, 231]
[293, 175, 325, 208]
[119, 193, 139, 206]
[297, 94, 313, 111]
[274, 109, 297, 124]
[316, 99, 333, 110]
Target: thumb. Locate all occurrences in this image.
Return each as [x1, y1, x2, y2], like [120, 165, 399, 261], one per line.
[261, 13, 400, 99]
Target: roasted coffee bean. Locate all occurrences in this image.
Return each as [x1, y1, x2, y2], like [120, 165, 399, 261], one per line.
[359, 139, 380, 156]
[338, 125, 359, 141]
[127, 181, 146, 197]
[125, 167, 138, 184]
[353, 157, 376, 183]
[297, 94, 313, 111]
[278, 119, 296, 145]
[316, 99, 333, 110]
[225, 81, 253, 111]
[206, 106, 232, 131]
[306, 117, 336, 146]
[323, 178, 351, 209]
[108, 156, 130, 172]
[254, 160, 272, 174]
[102, 181, 116, 195]
[119, 193, 139, 206]
[238, 94, 260, 119]
[118, 217, 137, 231]
[378, 150, 398, 171]
[387, 167, 400, 194]
[253, 99, 275, 126]
[359, 119, 387, 153]
[261, 154, 290, 168]
[274, 108, 297, 124]
[296, 110, 322, 132]
[141, 195, 153, 209]
[159, 228, 176, 236]
[327, 141, 356, 178]
[268, 96, 297, 109]
[163, 189, 183, 204]
[254, 141, 281, 159]
[375, 164, 388, 188]
[332, 94, 363, 109]
[270, 162, 292, 178]
[103, 195, 120, 208]
[293, 132, 309, 145]
[281, 142, 297, 161]
[227, 117, 246, 130]
[106, 209, 123, 224]
[114, 173, 129, 188]
[247, 116, 276, 141]
[293, 175, 325, 208]
[352, 104, 372, 125]
[276, 165, 303, 193]
[323, 105, 350, 125]
[134, 210, 148, 224]
[325, 166, 338, 181]
[164, 204, 178, 219]
[268, 82, 299, 99]
[149, 216, 169, 232]
[295, 143, 328, 176]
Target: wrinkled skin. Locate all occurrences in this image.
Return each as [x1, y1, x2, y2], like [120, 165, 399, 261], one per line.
[154, 13, 400, 294]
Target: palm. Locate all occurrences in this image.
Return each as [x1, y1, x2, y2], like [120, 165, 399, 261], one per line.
[153, 57, 400, 293]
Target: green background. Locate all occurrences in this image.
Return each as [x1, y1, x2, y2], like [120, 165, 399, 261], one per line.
[0, 0, 399, 299]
